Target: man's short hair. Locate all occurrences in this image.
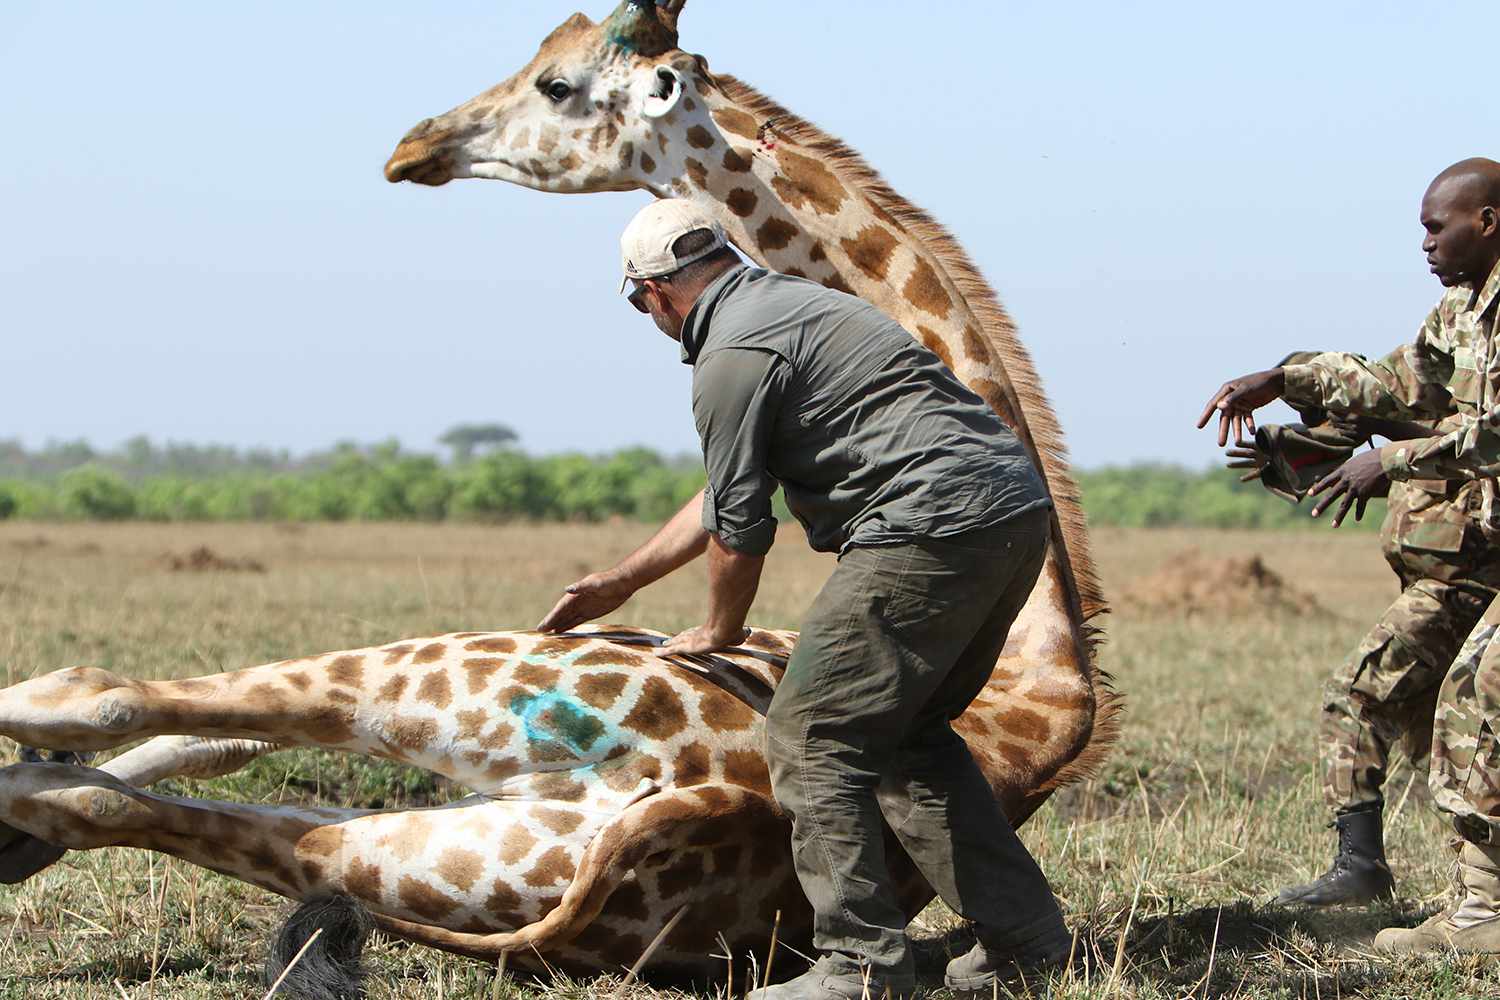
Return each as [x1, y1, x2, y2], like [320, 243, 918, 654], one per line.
[664, 228, 740, 285]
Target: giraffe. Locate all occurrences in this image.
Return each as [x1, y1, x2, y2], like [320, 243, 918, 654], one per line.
[0, 0, 1121, 985]
[382, 0, 1117, 819]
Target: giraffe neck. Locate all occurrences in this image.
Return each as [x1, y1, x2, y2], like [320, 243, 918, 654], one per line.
[628, 70, 1108, 796]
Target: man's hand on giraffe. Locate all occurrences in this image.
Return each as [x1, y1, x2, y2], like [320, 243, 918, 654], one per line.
[537, 572, 635, 633]
[1307, 448, 1389, 528]
[1197, 368, 1287, 447]
[657, 623, 752, 658]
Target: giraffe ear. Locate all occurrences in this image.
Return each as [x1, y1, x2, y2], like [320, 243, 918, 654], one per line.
[643, 65, 686, 119]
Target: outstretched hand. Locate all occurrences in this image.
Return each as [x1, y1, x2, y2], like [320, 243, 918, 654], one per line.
[1307, 449, 1389, 528]
[537, 572, 635, 633]
[1225, 439, 1267, 483]
[657, 623, 751, 658]
[1197, 369, 1286, 447]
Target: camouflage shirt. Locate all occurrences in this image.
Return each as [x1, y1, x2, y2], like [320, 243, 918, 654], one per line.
[1282, 258, 1500, 532]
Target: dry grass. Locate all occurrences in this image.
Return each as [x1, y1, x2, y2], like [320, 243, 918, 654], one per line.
[0, 520, 1493, 998]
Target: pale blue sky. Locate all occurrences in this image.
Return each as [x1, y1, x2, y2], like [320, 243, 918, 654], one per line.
[2, 2, 1493, 468]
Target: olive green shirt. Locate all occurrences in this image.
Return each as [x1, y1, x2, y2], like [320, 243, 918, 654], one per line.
[681, 266, 1049, 555]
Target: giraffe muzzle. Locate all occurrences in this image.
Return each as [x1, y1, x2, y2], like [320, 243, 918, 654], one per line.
[384, 130, 459, 186]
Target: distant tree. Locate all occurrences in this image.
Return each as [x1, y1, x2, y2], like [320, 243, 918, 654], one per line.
[0, 484, 15, 520]
[440, 423, 519, 463]
[58, 466, 136, 520]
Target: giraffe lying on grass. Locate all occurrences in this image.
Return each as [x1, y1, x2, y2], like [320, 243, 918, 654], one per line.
[0, 0, 1120, 986]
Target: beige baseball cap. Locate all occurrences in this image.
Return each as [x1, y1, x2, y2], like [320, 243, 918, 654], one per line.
[618, 199, 729, 293]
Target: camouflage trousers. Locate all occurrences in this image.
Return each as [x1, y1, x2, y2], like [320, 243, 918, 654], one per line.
[1321, 577, 1493, 811]
[1431, 598, 1500, 845]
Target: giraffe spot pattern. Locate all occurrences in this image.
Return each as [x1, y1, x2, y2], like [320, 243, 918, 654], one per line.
[961, 325, 992, 366]
[382, 644, 414, 665]
[524, 845, 576, 887]
[514, 662, 562, 690]
[840, 225, 900, 282]
[639, 151, 657, 173]
[756, 215, 798, 252]
[726, 188, 758, 218]
[499, 823, 538, 865]
[416, 671, 453, 709]
[771, 149, 847, 216]
[712, 107, 758, 140]
[465, 637, 516, 654]
[576, 672, 629, 709]
[903, 256, 953, 319]
[461, 657, 505, 694]
[326, 655, 364, 688]
[916, 324, 957, 373]
[435, 847, 485, 892]
[413, 642, 448, 665]
[686, 125, 716, 149]
[399, 875, 460, 921]
[376, 675, 408, 704]
[621, 677, 688, 739]
[685, 157, 709, 190]
[723, 147, 752, 173]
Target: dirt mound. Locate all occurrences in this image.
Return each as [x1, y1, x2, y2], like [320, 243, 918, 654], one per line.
[163, 546, 265, 574]
[1119, 549, 1320, 617]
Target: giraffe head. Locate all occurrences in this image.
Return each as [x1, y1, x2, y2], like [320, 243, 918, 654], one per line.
[384, 1, 704, 193]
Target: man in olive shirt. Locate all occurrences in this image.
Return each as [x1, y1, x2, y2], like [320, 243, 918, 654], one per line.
[540, 200, 1070, 998]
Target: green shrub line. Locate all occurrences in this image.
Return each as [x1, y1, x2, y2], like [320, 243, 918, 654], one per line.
[0, 449, 1378, 530]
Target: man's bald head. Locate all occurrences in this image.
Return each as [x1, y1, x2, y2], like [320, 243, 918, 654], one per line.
[1421, 157, 1500, 289]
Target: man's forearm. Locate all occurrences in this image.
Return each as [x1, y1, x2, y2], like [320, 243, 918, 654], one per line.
[606, 489, 711, 590]
[704, 534, 764, 637]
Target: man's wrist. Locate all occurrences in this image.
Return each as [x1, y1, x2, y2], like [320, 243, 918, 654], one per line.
[1279, 364, 1322, 408]
[1378, 441, 1415, 482]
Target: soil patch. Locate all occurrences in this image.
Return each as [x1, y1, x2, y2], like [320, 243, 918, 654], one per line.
[1118, 548, 1322, 617]
[162, 546, 266, 574]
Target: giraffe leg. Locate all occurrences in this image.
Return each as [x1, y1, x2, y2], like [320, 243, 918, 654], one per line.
[0, 736, 282, 883]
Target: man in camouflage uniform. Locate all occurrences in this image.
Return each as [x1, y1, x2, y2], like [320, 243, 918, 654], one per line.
[1201, 157, 1500, 952]
[1229, 392, 1500, 907]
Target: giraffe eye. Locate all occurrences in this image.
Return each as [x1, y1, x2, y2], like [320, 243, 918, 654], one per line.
[544, 79, 574, 104]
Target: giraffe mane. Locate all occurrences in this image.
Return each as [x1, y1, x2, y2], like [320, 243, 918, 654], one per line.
[708, 68, 1121, 792]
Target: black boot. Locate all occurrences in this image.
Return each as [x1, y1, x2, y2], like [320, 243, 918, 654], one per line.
[1275, 803, 1395, 906]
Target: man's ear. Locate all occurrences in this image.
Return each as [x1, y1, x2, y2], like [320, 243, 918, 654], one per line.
[1482, 206, 1499, 239]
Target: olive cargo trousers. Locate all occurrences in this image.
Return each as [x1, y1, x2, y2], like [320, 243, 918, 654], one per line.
[764, 507, 1068, 979]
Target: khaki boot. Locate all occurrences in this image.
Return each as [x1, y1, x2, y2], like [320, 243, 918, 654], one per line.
[1375, 841, 1500, 955]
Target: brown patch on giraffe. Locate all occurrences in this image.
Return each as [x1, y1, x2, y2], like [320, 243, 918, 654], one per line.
[683, 96, 697, 112]
[455, 708, 488, 742]
[657, 131, 669, 154]
[531, 806, 585, 836]
[673, 742, 711, 784]
[246, 683, 289, 712]
[963, 714, 992, 736]
[382, 644, 414, 665]
[537, 125, 559, 155]
[386, 717, 439, 754]
[916, 324, 958, 372]
[375, 675, 408, 704]
[756, 215, 798, 252]
[451, 632, 484, 640]
[681, 678, 755, 732]
[903, 257, 953, 320]
[466, 637, 516, 654]
[523, 845, 576, 888]
[618, 140, 635, 170]
[514, 662, 562, 690]
[990, 740, 1034, 771]
[498, 823, 538, 866]
[961, 324, 992, 366]
[686, 124, 716, 149]
[413, 642, 448, 665]
[969, 378, 1017, 425]
[530, 635, 590, 658]
[509, 127, 531, 150]
[743, 630, 792, 653]
[723, 147, 752, 173]
[712, 107, 758, 141]
[326, 655, 363, 688]
[384, 814, 433, 863]
[484, 880, 526, 926]
[415, 671, 453, 709]
[711, 844, 743, 874]
[399, 876, 460, 922]
[299, 705, 356, 745]
[576, 671, 630, 710]
[600, 750, 663, 793]
[655, 851, 706, 899]
[685, 157, 709, 190]
[557, 152, 580, 174]
[722, 749, 772, 794]
[461, 657, 505, 694]
[466, 104, 491, 123]
[620, 677, 687, 739]
[841, 225, 900, 282]
[283, 672, 311, 693]
[1024, 682, 1089, 711]
[784, 267, 808, 278]
[726, 188, 759, 218]
[532, 771, 587, 802]
[823, 272, 856, 295]
[573, 648, 645, 669]
[480, 720, 515, 751]
[435, 847, 485, 893]
[608, 879, 650, 921]
[808, 242, 827, 263]
[639, 151, 657, 174]
[772, 149, 847, 216]
[296, 825, 342, 860]
[866, 195, 903, 229]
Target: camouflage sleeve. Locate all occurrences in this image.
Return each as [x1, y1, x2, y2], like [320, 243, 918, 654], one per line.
[1382, 404, 1500, 482]
[1280, 308, 1454, 421]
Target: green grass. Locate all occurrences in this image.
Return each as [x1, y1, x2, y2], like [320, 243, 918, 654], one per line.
[0, 521, 1491, 998]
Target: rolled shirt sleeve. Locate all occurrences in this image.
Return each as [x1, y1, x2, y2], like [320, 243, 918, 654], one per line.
[692, 348, 788, 556]
[1281, 309, 1455, 422]
[1382, 403, 1500, 483]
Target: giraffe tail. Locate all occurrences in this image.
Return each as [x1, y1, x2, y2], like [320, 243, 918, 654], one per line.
[265, 893, 374, 1000]
[366, 783, 780, 964]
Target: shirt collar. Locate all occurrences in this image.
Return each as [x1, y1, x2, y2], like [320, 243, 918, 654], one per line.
[1474, 256, 1500, 325]
[679, 264, 749, 365]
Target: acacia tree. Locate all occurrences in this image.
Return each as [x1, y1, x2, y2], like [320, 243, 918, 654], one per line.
[439, 423, 518, 463]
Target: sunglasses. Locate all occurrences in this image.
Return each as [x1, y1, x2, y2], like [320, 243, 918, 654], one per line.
[627, 282, 651, 314]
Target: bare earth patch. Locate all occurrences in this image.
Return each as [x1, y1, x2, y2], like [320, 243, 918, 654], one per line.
[1118, 547, 1325, 618]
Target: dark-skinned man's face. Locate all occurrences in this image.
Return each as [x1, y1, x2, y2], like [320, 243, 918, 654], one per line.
[1420, 178, 1500, 288]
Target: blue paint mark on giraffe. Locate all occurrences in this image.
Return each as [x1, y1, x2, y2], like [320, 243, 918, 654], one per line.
[509, 688, 613, 761]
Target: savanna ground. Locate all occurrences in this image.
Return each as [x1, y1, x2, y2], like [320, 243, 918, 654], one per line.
[0, 519, 1493, 999]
